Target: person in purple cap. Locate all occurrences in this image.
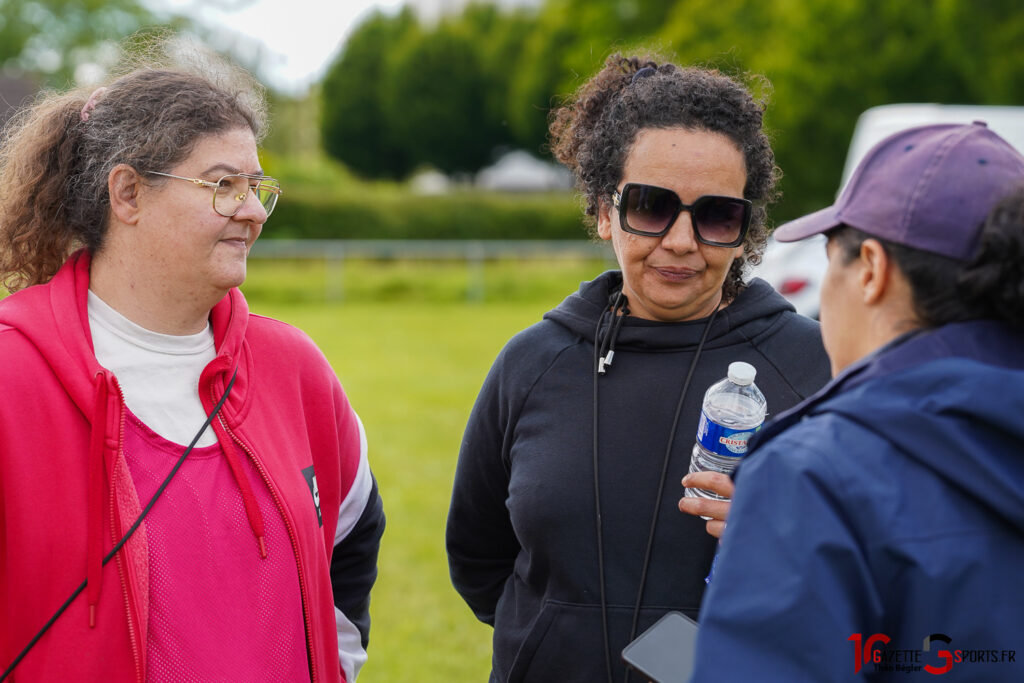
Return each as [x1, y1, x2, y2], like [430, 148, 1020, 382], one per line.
[689, 121, 1024, 681]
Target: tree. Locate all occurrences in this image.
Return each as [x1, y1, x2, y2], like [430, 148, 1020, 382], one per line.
[0, 0, 166, 85]
[507, 0, 678, 156]
[321, 3, 539, 178]
[454, 4, 535, 156]
[752, 0, 1011, 220]
[383, 22, 501, 175]
[651, 0, 1024, 221]
[318, 0, 1024, 190]
[320, 8, 418, 179]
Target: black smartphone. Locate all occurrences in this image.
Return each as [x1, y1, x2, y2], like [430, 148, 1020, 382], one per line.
[621, 611, 699, 683]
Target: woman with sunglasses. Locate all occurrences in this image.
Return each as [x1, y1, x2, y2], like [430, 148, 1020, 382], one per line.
[0, 40, 383, 682]
[446, 54, 831, 682]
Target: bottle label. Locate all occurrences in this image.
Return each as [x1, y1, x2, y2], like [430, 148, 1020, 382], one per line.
[696, 410, 762, 457]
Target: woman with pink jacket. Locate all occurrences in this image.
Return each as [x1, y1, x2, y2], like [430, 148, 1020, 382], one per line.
[0, 39, 383, 682]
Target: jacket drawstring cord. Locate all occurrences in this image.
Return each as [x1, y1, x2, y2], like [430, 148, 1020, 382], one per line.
[86, 373, 107, 627]
[220, 442, 268, 558]
[203, 362, 268, 558]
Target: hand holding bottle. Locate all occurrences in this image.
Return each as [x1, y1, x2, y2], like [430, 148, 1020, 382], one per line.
[679, 471, 734, 538]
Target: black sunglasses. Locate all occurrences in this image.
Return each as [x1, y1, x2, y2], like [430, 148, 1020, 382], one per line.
[612, 182, 752, 248]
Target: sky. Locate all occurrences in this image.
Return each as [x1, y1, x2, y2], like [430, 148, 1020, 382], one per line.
[151, 0, 405, 94]
[152, 0, 541, 96]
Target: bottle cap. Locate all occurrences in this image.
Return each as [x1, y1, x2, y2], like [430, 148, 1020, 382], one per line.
[728, 361, 756, 386]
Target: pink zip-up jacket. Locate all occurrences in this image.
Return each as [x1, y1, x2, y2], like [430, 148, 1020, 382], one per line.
[0, 251, 384, 682]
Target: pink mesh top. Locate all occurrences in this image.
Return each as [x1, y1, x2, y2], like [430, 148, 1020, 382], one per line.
[123, 411, 311, 682]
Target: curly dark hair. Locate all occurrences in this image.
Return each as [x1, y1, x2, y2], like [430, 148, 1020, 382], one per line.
[831, 185, 1024, 328]
[548, 53, 780, 303]
[0, 35, 267, 292]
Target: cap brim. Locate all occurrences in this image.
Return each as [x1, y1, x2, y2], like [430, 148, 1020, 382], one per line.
[773, 205, 842, 242]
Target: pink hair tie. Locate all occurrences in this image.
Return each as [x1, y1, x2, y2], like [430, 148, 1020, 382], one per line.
[80, 87, 108, 122]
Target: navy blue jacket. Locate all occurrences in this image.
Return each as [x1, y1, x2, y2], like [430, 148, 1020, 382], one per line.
[694, 319, 1024, 682]
[447, 272, 830, 682]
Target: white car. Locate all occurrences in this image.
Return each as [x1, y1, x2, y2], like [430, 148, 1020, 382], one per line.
[753, 103, 1024, 319]
[748, 234, 827, 319]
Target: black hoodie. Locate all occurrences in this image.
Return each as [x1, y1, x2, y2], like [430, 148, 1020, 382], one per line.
[447, 271, 830, 683]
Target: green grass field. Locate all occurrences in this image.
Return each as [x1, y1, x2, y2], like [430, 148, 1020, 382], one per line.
[243, 257, 610, 682]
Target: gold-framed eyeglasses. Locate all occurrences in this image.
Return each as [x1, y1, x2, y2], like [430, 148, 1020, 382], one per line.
[145, 171, 282, 218]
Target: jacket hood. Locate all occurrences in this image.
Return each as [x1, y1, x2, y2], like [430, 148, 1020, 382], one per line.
[0, 251, 102, 420]
[827, 359, 1024, 533]
[0, 250, 250, 418]
[543, 270, 797, 351]
[798, 320, 1024, 532]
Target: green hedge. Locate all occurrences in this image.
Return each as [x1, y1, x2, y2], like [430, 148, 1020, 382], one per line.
[266, 189, 589, 240]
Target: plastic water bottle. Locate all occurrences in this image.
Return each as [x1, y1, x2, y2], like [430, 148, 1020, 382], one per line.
[684, 361, 766, 502]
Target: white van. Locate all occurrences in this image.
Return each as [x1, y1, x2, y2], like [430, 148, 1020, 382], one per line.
[752, 104, 1024, 318]
[840, 104, 1024, 189]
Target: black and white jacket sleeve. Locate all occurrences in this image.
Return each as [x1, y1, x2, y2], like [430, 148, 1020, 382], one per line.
[331, 413, 385, 681]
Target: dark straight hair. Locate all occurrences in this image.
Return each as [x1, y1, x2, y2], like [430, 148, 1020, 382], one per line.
[829, 186, 1024, 328]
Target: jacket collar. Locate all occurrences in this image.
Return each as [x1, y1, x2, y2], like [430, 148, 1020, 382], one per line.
[751, 319, 1024, 450]
[0, 249, 250, 419]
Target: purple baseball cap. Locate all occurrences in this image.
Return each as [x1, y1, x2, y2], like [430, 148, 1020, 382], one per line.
[774, 122, 1024, 260]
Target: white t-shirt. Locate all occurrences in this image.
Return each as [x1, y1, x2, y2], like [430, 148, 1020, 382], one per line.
[88, 291, 219, 447]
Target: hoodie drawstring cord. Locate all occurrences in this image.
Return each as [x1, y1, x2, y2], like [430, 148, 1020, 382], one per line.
[592, 298, 722, 683]
[216, 434, 268, 558]
[597, 290, 630, 375]
[203, 364, 267, 558]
